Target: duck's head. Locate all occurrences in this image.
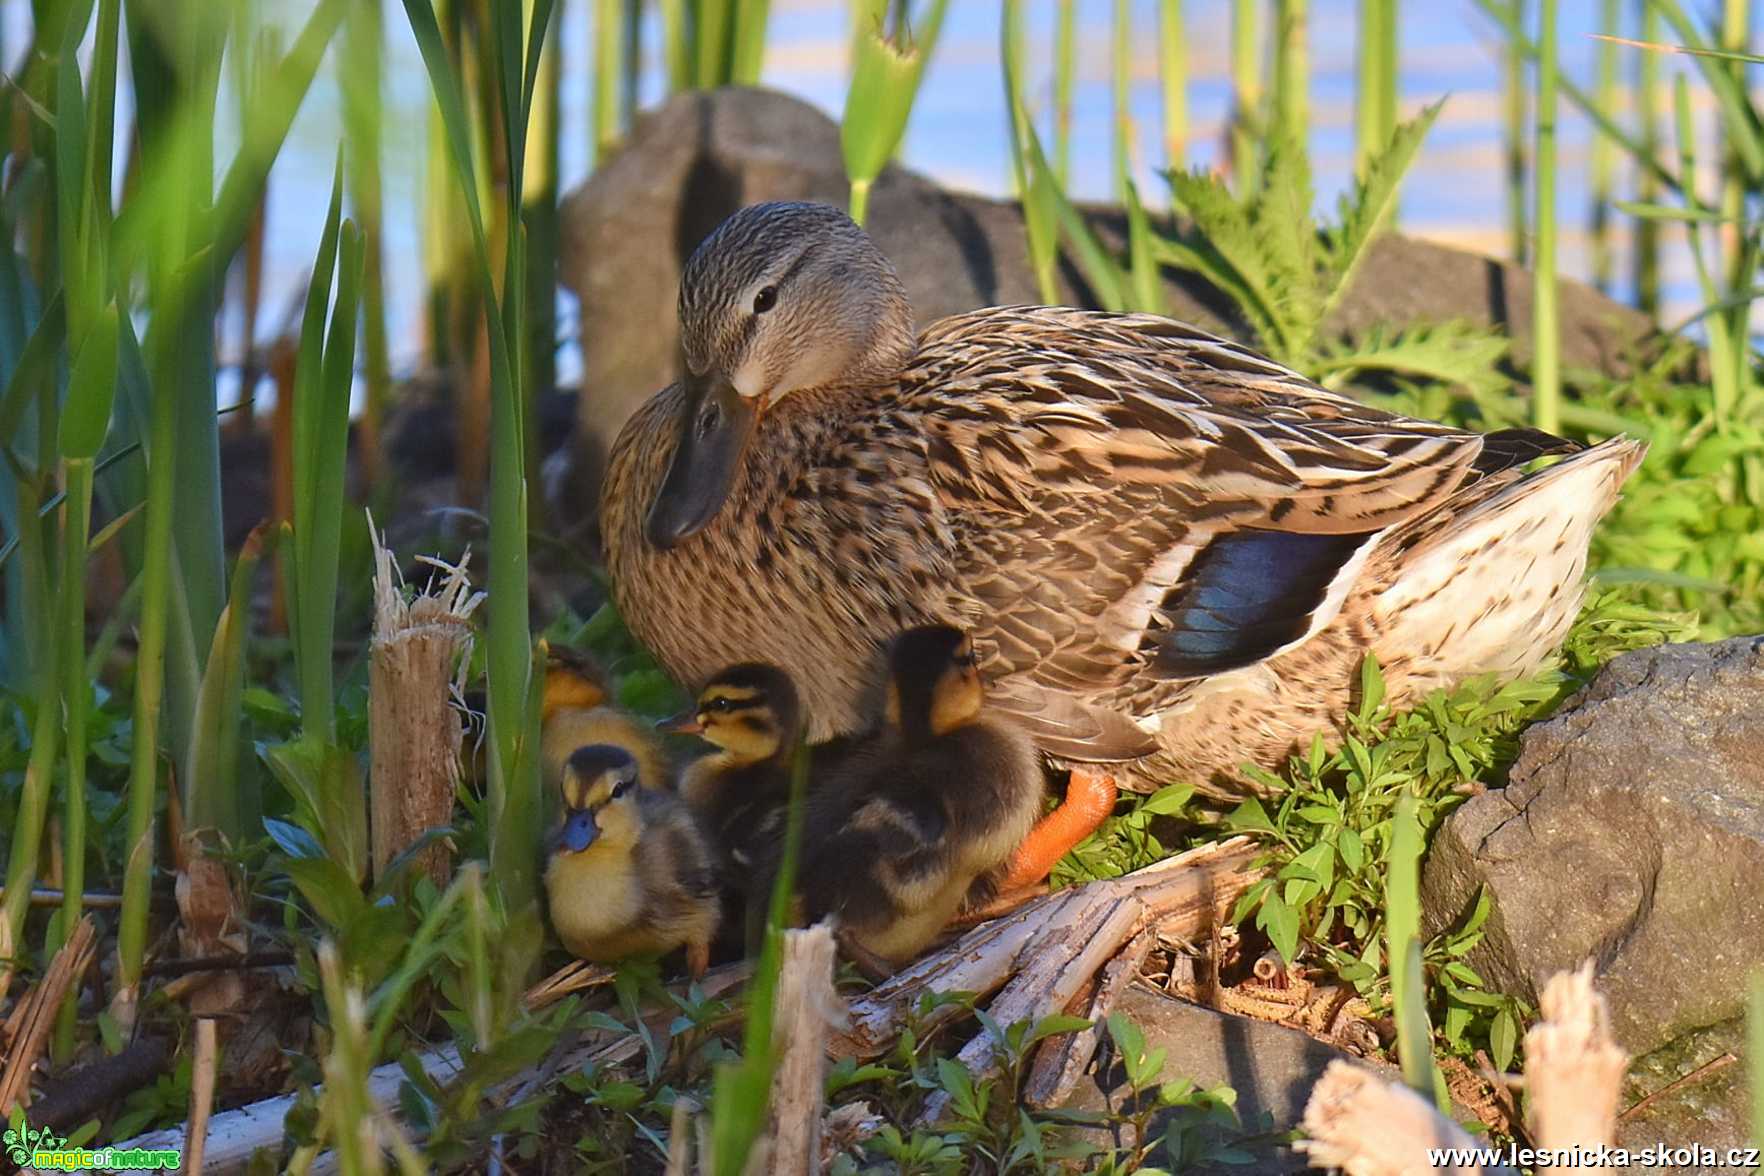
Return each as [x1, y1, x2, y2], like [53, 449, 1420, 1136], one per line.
[646, 201, 917, 549]
[884, 625, 983, 739]
[551, 744, 643, 856]
[542, 643, 611, 724]
[658, 663, 802, 765]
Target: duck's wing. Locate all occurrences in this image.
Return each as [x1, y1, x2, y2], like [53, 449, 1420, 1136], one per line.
[910, 307, 1492, 706]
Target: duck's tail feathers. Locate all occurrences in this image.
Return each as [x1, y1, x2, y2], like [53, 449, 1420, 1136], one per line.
[1371, 435, 1648, 682]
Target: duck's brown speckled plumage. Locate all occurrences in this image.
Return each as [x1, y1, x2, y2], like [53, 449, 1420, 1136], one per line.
[602, 205, 1644, 799]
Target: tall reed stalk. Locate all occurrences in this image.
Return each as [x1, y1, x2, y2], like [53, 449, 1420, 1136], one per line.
[1505, 0, 1529, 265]
[1054, 0, 1076, 187]
[1634, 0, 1662, 316]
[1158, 1, 1187, 170]
[594, 0, 625, 162]
[1532, 0, 1560, 434]
[842, 0, 950, 227]
[403, 0, 553, 935]
[1274, 0, 1309, 152]
[1355, 0, 1397, 176]
[1112, 0, 1131, 204]
[1230, 0, 1261, 192]
[344, 0, 392, 495]
[1590, 0, 1618, 292]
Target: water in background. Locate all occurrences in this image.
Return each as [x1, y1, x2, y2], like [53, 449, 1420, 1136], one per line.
[0, 0, 1740, 405]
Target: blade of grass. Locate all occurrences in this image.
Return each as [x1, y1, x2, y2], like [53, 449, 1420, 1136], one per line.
[731, 0, 771, 84]
[1532, 0, 1560, 434]
[1354, 0, 1397, 179]
[1504, 0, 1528, 264]
[594, 0, 624, 161]
[1387, 792, 1443, 1108]
[1054, 0, 1076, 187]
[186, 525, 272, 841]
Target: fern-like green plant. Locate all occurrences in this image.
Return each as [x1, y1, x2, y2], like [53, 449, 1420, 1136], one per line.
[1156, 101, 1492, 390]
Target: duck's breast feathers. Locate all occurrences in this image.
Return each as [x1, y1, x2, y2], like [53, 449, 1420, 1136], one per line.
[902, 306, 1498, 690]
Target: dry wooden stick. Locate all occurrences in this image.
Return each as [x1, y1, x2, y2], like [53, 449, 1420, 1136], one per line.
[186, 1018, 219, 1175]
[0, 915, 97, 1117]
[1298, 1060, 1495, 1176]
[522, 959, 616, 1011]
[757, 924, 842, 1176]
[1524, 960, 1627, 1150]
[367, 521, 483, 886]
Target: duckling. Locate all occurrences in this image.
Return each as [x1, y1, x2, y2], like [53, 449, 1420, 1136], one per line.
[538, 643, 671, 795]
[661, 663, 803, 873]
[784, 624, 1042, 971]
[543, 744, 720, 976]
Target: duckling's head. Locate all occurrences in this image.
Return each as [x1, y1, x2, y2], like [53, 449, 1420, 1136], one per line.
[660, 663, 802, 765]
[647, 202, 917, 548]
[884, 625, 984, 739]
[551, 744, 643, 856]
[543, 644, 611, 724]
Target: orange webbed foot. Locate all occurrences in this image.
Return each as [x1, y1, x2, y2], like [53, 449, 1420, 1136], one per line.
[997, 765, 1119, 891]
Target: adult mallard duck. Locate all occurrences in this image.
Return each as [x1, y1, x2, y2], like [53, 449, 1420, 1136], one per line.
[601, 200, 1645, 883]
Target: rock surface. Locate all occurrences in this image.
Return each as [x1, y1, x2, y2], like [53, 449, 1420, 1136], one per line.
[1060, 983, 1393, 1171]
[558, 86, 1658, 521]
[1421, 635, 1764, 1058]
[1617, 1017, 1755, 1175]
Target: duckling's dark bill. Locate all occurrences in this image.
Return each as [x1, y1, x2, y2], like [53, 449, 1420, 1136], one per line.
[646, 371, 755, 548]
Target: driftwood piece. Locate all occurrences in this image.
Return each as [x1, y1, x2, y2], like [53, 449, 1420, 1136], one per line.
[0, 915, 97, 1117]
[1298, 1060, 1494, 1176]
[753, 924, 842, 1176]
[367, 521, 483, 885]
[835, 837, 1260, 1065]
[1525, 961, 1628, 1151]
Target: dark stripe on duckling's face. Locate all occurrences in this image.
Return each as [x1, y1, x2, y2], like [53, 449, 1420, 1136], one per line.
[673, 663, 803, 762]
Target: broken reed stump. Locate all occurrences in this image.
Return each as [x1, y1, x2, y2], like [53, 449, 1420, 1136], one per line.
[1524, 961, 1628, 1151]
[754, 924, 843, 1176]
[367, 519, 483, 886]
[1298, 1060, 1494, 1176]
[1297, 960, 1628, 1176]
[0, 915, 97, 1118]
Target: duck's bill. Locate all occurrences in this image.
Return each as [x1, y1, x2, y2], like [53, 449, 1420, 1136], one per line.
[645, 371, 756, 549]
[655, 709, 704, 736]
[553, 809, 599, 854]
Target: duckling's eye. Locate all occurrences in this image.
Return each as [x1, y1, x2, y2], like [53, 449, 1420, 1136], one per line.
[709, 697, 734, 713]
[610, 779, 631, 800]
[752, 285, 778, 314]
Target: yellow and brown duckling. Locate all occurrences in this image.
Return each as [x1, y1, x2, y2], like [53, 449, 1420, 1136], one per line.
[661, 663, 803, 874]
[539, 643, 671, 795]
[543, 744, 720, 976]
[785, 624, 1042, 973]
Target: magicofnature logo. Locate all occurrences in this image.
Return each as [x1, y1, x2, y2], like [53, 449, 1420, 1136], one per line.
[4, 1115, 182, 1171]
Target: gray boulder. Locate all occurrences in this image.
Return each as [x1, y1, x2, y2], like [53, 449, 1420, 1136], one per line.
[1421, 635, 1764, 1057]
[1059, 983, 1393, 1171]
[556, 86, 1657, 524]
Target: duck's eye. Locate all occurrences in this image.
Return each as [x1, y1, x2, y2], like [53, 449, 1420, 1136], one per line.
[708, 697, 734, 713]
[752, 285, 778, 314]
[610, 779, 631, 799]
